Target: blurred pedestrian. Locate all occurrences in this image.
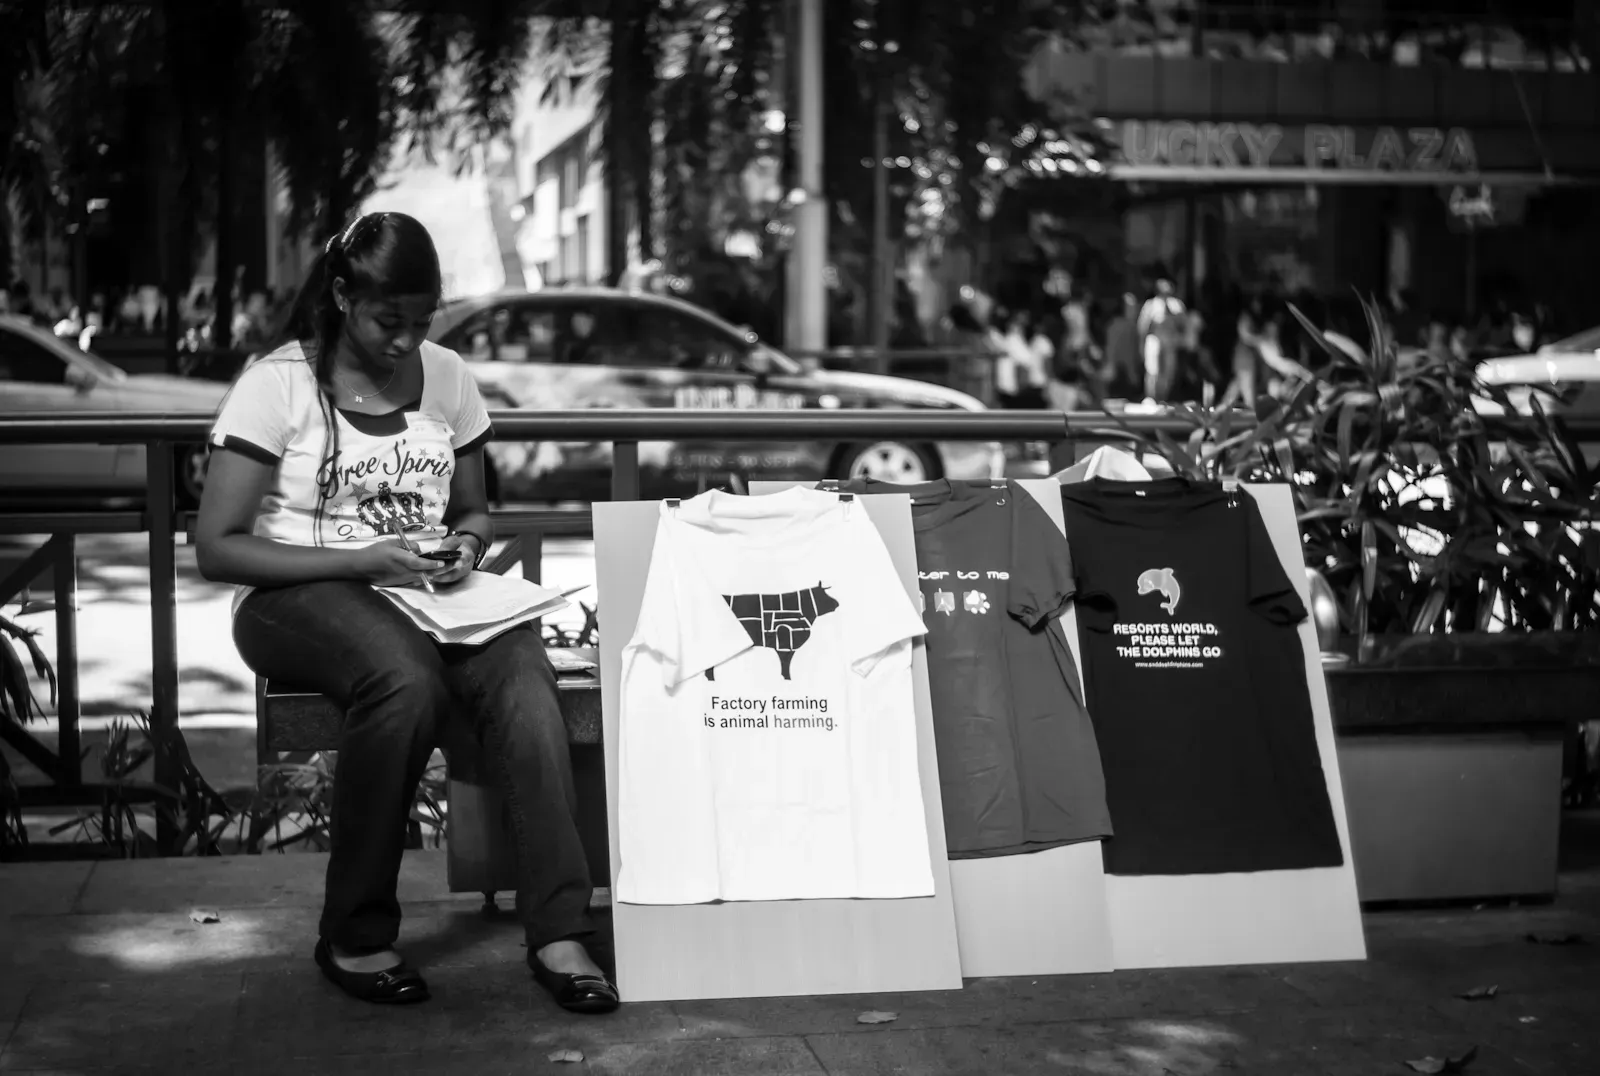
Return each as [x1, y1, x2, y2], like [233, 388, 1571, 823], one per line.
[1012, 310, 1050, 408]
[1137, 277, 1186, 401]
[6, 280, 36, 323]
[947, 301, 996, 404]
[1257, 317, 1312, 396]
[1218, 295, 1269, 409]
[1510, 311, 1537, 353]
[1044, 306, 1091, 412]
[1100, 292, 1142, 399]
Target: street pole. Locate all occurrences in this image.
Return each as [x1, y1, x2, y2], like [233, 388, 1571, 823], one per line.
[871, 74, 891, 374]
[786, 0, 828, 354]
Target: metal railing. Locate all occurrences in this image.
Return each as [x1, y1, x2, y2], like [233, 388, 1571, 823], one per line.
[2, 406, 1595, 852]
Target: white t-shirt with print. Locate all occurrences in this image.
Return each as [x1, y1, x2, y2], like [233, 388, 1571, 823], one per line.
[207, 341, 491, 613]
[616, 487, 936, 905]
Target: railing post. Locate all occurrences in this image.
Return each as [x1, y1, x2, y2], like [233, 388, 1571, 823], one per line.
[520, 526, 545, 637]
[612, 441, 641, 501]
[521, 528, 544, 586]
[146, 441, 181, 853]
[52, 533, 81, 788]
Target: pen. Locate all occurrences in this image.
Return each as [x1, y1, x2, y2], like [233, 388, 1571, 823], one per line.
[383, 507, 435, 594]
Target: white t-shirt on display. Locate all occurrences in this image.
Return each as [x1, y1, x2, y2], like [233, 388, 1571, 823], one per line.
[207, 341, 492, 613]
[616, 487, 936, 905]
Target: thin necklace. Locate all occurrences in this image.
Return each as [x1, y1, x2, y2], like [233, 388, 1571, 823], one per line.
[334, 364, 397, 403]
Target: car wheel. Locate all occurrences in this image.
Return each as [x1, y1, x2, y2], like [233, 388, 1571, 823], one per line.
[176, 445, 209, 510]
[834, 441, 941, 484]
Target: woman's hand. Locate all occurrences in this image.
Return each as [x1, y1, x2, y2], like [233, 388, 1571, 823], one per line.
[355, 540, 453, 589]
[429, 532, 481, 587]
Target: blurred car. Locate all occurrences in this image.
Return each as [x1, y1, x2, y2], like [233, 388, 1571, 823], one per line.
[1473, 326, 1600, 466]
[0, 315, 226, 506]
[1475, 326, 1600, 415]
[427, 287, 1000, 501]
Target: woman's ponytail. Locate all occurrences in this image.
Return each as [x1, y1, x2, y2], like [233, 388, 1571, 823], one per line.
[289, 240, 350, 537]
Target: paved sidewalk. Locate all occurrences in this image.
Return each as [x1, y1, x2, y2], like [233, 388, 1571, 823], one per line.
[3, 821, 1599, 1076]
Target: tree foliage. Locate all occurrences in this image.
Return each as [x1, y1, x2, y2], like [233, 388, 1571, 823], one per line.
[253, 2, 402, 237]
[3, 0, 1097, 314]
[528, 0, 1106, 280]
[1, 1, 567, 284]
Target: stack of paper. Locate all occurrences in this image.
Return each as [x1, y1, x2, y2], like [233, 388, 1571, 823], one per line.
[378, 571, 570, 646]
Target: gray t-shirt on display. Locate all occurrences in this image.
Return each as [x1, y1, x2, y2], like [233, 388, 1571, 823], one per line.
[832, 478, 1112, 858]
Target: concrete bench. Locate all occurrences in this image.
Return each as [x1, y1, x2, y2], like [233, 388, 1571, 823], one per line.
[258, 649, 611, 906]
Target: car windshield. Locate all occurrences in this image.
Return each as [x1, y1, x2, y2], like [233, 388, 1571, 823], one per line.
[57, 338, 125, 381]
[439, 294, 804, 376]
[752, 343, 803, 376]
[66, 341, 124, 380]
[1542, 326, 1600, 355]
[2, 318, 125, 381]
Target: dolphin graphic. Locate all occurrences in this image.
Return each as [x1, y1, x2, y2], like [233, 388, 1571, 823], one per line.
[1136, 567, 1181, 615]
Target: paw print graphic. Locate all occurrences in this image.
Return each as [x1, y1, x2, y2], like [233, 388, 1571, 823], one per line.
[963, 590, 991, 615]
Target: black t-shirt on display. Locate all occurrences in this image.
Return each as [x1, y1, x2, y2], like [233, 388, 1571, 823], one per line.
[1058, 478, 1344, 876]
[833, 478, 1113, 859]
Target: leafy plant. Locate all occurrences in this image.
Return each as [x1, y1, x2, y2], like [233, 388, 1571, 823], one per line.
[542, 601, 598, 649]
[47, 711, 236, 856]
[1109, 294, 1600, 650]
[249, 750, 446, 854]
[248, 753, 335, 852]
[0, 610, 54, 726]
[0, 742, 23, 853]
[0, 610, 56, 855]
[37, 721, 449, 858]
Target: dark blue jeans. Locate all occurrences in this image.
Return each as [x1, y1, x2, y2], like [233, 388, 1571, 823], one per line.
[234, 581, 594, 952]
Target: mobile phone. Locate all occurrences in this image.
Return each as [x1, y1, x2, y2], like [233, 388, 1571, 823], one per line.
[419, 549, 463, 562]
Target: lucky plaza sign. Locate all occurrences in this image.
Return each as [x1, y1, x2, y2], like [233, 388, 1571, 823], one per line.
[1113, 119, 1479, 174]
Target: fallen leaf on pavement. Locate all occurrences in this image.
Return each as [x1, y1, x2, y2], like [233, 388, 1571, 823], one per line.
[1524, 932, 1584, 945]
[1403, 1045, 1478, 1073]
[1518, 1016, 1538, 1024]
[1455, 984, 1498, 1000]
[188, 909, 220, 924]
[856, 1010, 899, 1025]
[547, 1048, 584, 1063]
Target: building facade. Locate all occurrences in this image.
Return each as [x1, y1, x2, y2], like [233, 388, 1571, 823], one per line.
[1023, 3, 1599, 336]
[509, 68, 610, 286]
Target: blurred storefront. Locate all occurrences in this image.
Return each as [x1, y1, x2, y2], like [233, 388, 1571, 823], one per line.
[1101, 118, 1597, 328]
[1023, 15, 1600, 331]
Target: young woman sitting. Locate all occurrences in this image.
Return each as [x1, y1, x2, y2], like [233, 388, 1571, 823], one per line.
[194, 211, 618, 1014]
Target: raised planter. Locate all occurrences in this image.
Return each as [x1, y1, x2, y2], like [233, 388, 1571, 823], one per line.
[1326, 632, 1600, 904]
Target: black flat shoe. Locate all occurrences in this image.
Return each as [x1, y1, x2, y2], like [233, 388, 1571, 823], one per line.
[315, 938, 431, 1005]
[529, 953, 620, 1014]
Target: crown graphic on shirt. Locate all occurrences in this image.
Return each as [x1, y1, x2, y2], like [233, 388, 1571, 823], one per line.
[355, 482, 427, 532]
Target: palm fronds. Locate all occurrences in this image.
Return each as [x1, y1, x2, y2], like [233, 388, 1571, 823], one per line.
[0, 612, 54, 727]
[1113, 292, 1600, 648]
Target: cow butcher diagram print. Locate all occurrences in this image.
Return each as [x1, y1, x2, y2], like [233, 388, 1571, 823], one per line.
[704, 582, 839, 681]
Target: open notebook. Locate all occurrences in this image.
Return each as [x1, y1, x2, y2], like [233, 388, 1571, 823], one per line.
[378, 571, 570, 646]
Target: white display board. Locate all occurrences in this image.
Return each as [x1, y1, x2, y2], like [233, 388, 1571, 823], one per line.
[1093, 482, 1367, 968]
[593, 494, 964, 1002]
[752, 479, 1115, 979]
